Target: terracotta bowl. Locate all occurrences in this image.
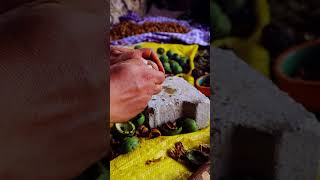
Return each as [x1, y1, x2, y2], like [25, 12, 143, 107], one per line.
[273, 39, 320, 112]
[196, 75, 210, 97]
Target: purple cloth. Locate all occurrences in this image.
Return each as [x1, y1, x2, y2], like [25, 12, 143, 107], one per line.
[112, 11, 210, 46]
[111, 29, 210, 46]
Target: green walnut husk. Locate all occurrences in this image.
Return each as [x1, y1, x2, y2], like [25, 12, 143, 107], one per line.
[172, 63, 183, 74]
[160, 55, 169, 63]
[121, 137, 139, 154]
[169, 60, 177, 66]
[185, 150, 209, 170]
[182, 118, 199, 133]
[163, 62, 172, 73]
[161, 122, 183, 136]
[225, 0, 247, 13]
[113, 121, 136, 139]
[172, 53, 180, 61]
[166, 50, 174, 58]
[215, 13, 232, 38]
[131, 113, 145, 127]
[179, 56, 188, 66]
[211, 2, 232, 38]
[134, 45, 142, 49]
[157, 47, 165, 54]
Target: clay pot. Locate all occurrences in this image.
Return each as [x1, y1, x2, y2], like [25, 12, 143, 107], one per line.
[273, 39, 320, 112]
[196, 75, 210, 97]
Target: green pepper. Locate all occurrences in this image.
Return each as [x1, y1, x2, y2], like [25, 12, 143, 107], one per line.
[182, 118, 198, 133]
[131, 113, 145, 127]
[166, 50, 174, 58]
[163, 62, 172, 73]
[157, 48, 165, 54]
[160, 55, 169, 63]
[114, 121, 136, 137]
[121, 137, 139, 154]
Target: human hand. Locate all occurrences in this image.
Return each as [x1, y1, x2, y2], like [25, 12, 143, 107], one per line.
[0, 1, 107, 179]
[110, 46, 165, 73]
[110, 58, 165, 123]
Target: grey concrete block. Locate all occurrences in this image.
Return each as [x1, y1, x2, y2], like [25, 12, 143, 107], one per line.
[211, 47, 320, 180]
[147, 76, 210, 129]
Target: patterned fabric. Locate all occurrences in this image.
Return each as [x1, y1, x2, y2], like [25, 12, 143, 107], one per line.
[111, 29, 210, 46]
[123, 12, 191, 27]
[112, 11, 210, 46]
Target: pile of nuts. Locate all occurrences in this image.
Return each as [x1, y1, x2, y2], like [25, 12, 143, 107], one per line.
[110, 112, 199, 160]
[110, 21, 190, 40]
[192, 48, 210, 80]
[167, 142, 210, 171]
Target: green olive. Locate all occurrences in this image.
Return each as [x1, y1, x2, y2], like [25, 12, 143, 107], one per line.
[121, 137, 139, 153]
[157, 48, 165, 54]
[115, 121, 136, 137]
[131, 113, 145, 127]
[163, 62, 172, 73]
[182, 118, 198, 133]
[160, 55, 169, 63]
[172, 63, 183, 74]
[134, 45, 142, 49]
[166, 50, 174, 58]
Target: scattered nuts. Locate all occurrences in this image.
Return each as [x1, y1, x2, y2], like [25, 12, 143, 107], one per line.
[111, 21, 189, 40]
[149, 128, 162, 139]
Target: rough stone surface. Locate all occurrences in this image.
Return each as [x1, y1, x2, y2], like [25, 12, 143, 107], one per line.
[211, 47, 320, 180]
[147, 76, 210, 129]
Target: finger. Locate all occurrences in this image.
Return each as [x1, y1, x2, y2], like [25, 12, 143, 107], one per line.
[147, 60, 159, 71]
[141, 58, 148, 65]
[153, 84, 162, 94]
[144, 68, 166, 85]
[140, 48, 165, 73]
[122, 58, 144, 66]
[149, 50, 165, 73]
[143, 82, 161, 95]
[110, 46, 133, 55]
[117, 50, 142, 63]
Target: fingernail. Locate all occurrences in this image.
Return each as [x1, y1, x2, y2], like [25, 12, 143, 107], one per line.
[141, 58, 148, 64]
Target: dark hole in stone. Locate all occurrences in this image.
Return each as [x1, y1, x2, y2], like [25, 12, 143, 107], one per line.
[223, 126, 277, 180]
[182, 101, 197, 119]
